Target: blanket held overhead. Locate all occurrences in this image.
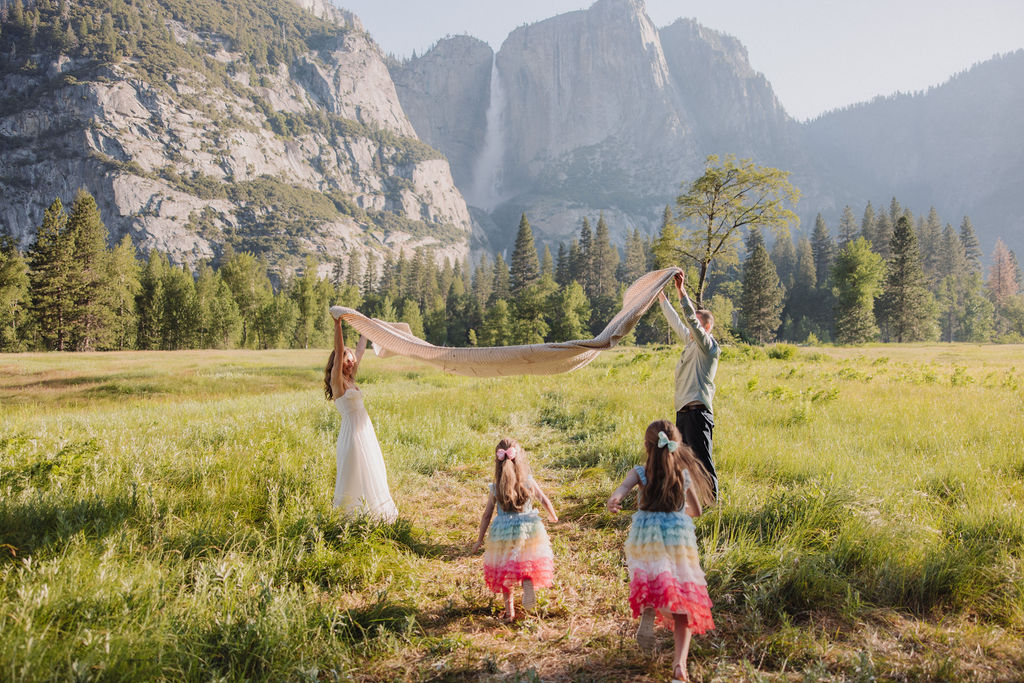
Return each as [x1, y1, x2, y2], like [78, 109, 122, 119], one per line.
[331, 267, 681, 377]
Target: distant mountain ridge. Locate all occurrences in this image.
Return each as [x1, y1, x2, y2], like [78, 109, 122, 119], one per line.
[803, 50, 1024, 249]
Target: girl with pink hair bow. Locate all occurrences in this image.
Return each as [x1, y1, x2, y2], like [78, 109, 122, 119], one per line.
[471, 437, 558, 621]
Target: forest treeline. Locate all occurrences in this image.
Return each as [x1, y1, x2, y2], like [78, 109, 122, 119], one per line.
[1, 189, 1022, 353]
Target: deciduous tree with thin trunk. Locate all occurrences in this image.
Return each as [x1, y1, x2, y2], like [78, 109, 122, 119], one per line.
[673, 155, 799, 306]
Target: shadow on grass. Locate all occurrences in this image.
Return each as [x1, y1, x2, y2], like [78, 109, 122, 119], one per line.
[0, 492, 137, 558]
[558, 489, 632, 531]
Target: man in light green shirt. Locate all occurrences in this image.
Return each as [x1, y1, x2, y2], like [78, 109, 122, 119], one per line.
[658, 271, 720, 501]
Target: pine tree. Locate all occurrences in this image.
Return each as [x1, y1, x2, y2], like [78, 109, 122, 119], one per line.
[363, 251, 378, 295]
[27, 198, 74, 351]
[620, 229, 647, 284]
[219, 250, 272, 348]
[377, 293, 397, 321]
[810, 214, 834, 290]
[988, 238, 1020, 307]
[509, 213, 540, 295]
[881, 216, 936, 342]
[937, 225, 967, 342]
[66, 189, 113, 350]
[651, 205, 683, 269]
[460, 256, 472, 293]
[739, 229, 783, 343]
[11, 0, 25, 27]
[135, 251, 168, 350]
[873, 213, 894, 261]
[472, 255, 492, 306]
[860, 201, 877, 249]
[291, 258, 320, 349]
[770, 233, 797, 291]
[479, 299, 511, 346]
[545, 281, 590, 341]
[781, 237, 817, 342]
[399, 298, 424, 338]
[438, 258, 455, 299]
[259, 289, 298, 349]
[959, 217, 983, 274]
[379, 252, 398, 297]
[555, 243, 571, 286]
[566, 240, 582, 284]
[424, 296, 448, 345]
[0, 234, 31, 351]
[590, 213, 619, 300]
[838, 205, 858, 247]
[541, 245, 554, 280]
[490, 252, 511, 303]
[832, 238, 885, 344]
[888, 197, 902, 225]
[346, 250, 362, 289]
[195, 262, 240, 349]
[961, 271, 995, 342]
[161, 263, 201, 349]
[106, 235, 140, 350]
[918, 207, 944, 288]
[576, 217, 593, 291]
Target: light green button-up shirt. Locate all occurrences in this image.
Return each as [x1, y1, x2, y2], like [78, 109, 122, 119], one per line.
[659, 294, 720, 412]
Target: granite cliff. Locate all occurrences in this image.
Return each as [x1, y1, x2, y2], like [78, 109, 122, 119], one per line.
[0, 0, 473, 269]
[393, 0, 802, 251]
[393, 0, 1022, 256]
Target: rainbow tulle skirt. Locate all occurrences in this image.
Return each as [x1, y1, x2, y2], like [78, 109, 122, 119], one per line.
[483, 508, 554, 594]
[625, 509, 714, 633]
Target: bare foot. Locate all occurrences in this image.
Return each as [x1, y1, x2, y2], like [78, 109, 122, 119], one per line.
[671, 663, 689, 682]
[636, 607, 656, 650]
[522, 578, 537, 608]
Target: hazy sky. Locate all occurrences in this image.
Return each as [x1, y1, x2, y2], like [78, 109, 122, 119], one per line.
[338, 0, 1024, 121]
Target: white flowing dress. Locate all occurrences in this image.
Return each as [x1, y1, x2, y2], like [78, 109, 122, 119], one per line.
[333, 387, 398, 521]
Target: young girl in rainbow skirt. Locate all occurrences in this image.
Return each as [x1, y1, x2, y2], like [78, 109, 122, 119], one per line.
[471, 438, 558, 621]
[607, 420, 715, 683]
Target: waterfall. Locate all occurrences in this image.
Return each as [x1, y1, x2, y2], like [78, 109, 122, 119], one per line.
[468, 55, 506, 211]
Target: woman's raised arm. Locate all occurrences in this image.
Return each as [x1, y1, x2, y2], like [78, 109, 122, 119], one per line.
[330, 316, 346, 397]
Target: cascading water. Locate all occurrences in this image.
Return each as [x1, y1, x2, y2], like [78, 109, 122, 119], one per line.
[467, 55, 506, 211]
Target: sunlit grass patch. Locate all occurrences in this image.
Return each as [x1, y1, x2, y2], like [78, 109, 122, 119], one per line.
[1, 345, 1023, 680]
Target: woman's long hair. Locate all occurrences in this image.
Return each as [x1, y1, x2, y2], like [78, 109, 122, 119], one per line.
[324, 349, 356, 400]
[640, 420, 714, 511]
[493, 438, 533, 513]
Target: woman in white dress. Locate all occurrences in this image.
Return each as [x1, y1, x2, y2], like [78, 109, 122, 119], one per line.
[324, 310, 398, 521]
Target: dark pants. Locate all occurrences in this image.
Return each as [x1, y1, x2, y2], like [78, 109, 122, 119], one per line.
[676, 406, 718, 501]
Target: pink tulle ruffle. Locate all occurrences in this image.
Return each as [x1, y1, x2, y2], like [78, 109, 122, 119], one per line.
[628, 569, 714, 634]
[484, 559, 554, 594]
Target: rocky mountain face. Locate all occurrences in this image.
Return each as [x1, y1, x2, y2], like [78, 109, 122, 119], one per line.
[0, 0, 472, 270]
[390, 35, 492, 194]
[394, 0, 1022, 257]
[393, 0, 801, 251]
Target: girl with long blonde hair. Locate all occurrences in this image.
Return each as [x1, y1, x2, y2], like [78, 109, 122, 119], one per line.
[471, 438, 558, 621]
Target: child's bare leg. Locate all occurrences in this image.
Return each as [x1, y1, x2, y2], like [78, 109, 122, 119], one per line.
[522, 578, 536, 608]
[671, 613, 692, 681]
[503, 589, 515, 621]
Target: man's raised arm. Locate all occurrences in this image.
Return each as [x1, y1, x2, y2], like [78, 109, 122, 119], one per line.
[675, 272, 717, 355]
[658, 289, 691, 343]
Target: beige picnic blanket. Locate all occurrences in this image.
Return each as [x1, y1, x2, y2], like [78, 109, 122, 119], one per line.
[331, 267, 681, 377]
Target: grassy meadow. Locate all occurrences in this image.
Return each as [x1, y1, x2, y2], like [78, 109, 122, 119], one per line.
[1, 344, 1023, 682]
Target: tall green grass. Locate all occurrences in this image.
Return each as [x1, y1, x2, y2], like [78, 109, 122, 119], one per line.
[1, 345, 1023, 681]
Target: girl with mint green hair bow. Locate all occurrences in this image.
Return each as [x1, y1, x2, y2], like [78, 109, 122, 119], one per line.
[606, 419, 716, 683]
